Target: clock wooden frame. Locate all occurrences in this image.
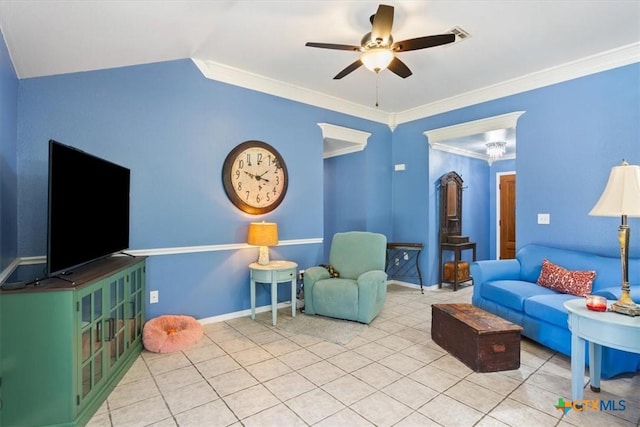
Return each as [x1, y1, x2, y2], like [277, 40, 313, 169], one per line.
[222, 140, 288, 215]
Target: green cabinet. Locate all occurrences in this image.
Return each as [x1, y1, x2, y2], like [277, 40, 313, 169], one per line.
[1, 256, 146, 427]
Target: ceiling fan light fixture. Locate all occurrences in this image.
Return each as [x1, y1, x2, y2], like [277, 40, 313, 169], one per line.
[306, 4, 457, 80]
[486, 141, 507, 160]
[360, 48, 394, 73]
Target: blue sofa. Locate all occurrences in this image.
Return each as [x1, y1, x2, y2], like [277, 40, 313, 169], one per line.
[471, 244, 640, 378]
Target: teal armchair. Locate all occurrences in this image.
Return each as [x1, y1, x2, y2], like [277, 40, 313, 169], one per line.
[304, 231, 388, 324]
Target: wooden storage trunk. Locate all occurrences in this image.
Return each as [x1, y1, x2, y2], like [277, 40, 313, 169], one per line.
[443, 261, 470, 282]
[431, 303, 522, 372]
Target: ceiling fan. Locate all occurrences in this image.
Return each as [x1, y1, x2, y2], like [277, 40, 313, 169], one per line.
[305, 4, 456, 79]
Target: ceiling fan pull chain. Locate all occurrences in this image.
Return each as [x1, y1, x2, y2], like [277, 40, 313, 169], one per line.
[375, 72, 380, 107]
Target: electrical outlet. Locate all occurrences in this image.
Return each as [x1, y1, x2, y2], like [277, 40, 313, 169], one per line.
[150, 290, 159, 304]
[298, 270, 305, 280]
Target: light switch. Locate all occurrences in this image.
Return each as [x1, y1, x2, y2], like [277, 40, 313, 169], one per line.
[394, 164, 406, 171]
[537, 213, 550, 225]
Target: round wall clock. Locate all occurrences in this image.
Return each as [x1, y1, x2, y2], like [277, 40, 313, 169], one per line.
[222, 140, 288, 215]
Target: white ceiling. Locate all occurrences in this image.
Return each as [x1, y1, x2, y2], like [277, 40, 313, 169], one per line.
[1, 0, 639, 157]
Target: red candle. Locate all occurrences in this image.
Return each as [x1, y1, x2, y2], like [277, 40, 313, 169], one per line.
[586, 295, 607, 312]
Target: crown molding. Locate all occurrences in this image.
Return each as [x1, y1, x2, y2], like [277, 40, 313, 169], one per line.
[428, 141, 517, 165]
[193, 43, 639, 129]
[424, 111, 524, 164]
[191, 58, 389, 125]
[424, 111, 525, 143]
[397, 42, 640, 125]
[428, 142, 488, 161]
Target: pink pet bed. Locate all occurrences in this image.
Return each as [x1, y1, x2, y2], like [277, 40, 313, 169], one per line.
[143, 315, 203, 353]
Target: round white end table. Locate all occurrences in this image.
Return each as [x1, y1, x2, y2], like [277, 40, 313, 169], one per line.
[250, 260, 298, 326]
[564, 298, 640, 403]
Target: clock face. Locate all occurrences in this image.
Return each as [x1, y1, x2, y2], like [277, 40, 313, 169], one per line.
[222, 141, 288, 214]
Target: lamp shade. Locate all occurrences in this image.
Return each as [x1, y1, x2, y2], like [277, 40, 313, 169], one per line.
[247, 222, 278, 246]
[589, 162, 640, 217]
[360, 48, 394, 72]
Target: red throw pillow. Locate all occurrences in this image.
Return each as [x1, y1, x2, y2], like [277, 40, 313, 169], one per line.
[536, 259, 596, 297]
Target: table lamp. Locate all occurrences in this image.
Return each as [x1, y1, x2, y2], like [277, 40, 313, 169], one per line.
[247, 222, 278, 265]
[589, 160, 640, 316]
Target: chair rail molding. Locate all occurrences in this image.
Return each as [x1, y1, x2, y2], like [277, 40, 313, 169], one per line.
[0, 239, 324, 281]
[318, 123, 372, 159]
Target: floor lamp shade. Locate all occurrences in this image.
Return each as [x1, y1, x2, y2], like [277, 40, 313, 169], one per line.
[247, 222, 278, 265]
[589, 161, 640, 316]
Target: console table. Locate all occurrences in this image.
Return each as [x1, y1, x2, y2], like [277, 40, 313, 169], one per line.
[564, 299, 640, 403]
[386, 242, 424, 293]
[250, 260, 297, 326]
[439, 241, 476, 291]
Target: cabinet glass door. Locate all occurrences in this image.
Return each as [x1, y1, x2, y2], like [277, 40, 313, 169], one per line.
[108, 277, 127, 369]
[78, 286, 104, 403]
[127, 266, 144, 347]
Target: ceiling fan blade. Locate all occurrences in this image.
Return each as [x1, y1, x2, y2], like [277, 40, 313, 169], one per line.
[305, 42, 361, 51]
[387, 57, 412, 78]
[393, 34, 456, 52]
[333, 59, 363, 79]
[371, 4, 394, 44]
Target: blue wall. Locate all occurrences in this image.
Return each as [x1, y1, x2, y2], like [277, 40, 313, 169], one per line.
[15, 59, 392, 319]
[0, 31, 18, 271]
[515, 66, 640, 257]
[389, 120, 430, 278]
[428, 149, 490, 279]
[323, 127, 392, 261]
[390, 63, 640, 287]
[324, 153, 367, 260]
[390, 117, 491, 286]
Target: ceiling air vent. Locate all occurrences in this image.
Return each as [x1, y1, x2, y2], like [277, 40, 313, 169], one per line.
[449, 26, 471, 42]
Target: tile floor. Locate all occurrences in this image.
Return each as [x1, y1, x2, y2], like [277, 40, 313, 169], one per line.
[88, 284, 640, 427]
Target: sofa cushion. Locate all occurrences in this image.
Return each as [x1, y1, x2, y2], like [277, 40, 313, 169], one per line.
[537, 259, 596, 297]
[312, 278, 359, 319]
[516, 244, 631, 293]
[524, 294, 577, 328]
[481, 280, 558, 312]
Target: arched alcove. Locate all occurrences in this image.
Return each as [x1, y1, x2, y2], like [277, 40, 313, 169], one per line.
[424, 111, 525, 165]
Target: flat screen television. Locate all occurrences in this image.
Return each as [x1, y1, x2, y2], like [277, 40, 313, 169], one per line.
[47, 140, 131, 277]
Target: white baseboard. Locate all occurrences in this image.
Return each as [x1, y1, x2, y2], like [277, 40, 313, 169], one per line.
[387, 279, 439, 290]
[198, 301, 294, 324]
[197, 281, 444, 325]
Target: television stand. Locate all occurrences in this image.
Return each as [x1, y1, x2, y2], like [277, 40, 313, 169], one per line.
[1, 255, 146, 426]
